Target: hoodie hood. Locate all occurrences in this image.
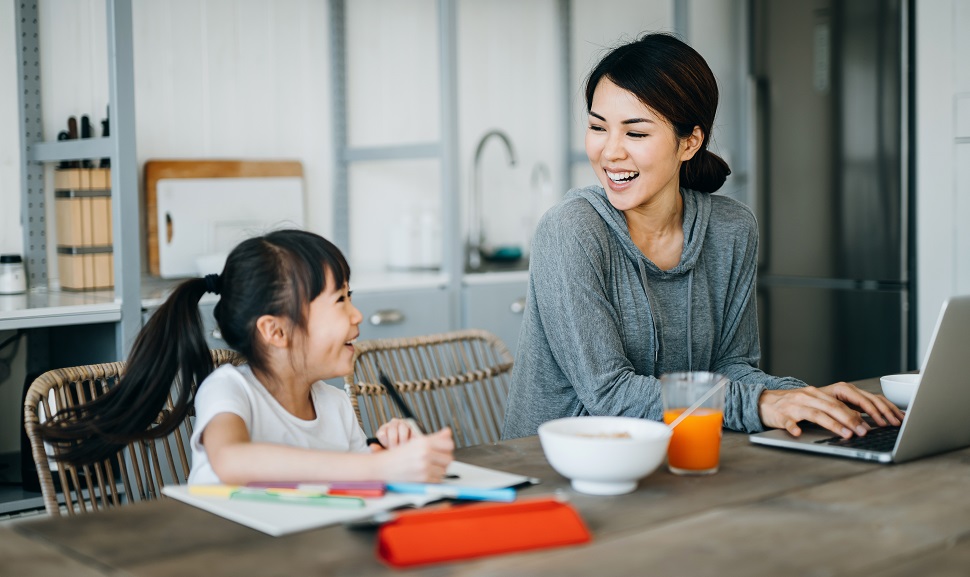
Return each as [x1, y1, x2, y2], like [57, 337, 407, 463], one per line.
[568, 185, 711, 278]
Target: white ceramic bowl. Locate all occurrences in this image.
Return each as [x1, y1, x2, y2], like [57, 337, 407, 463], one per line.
[880, 373, 920, 409]
[537, 416, 672, 495]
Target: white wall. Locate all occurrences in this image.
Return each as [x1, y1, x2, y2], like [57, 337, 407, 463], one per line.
[0, 0, 26, 458]
[344, 0, 568, 272]
[915, 0, 970, 361]
[687, 0, 746, 204]
[568, 0, 673, 189]
[0, 0, 333, 273]
[0, 2, 21, 256]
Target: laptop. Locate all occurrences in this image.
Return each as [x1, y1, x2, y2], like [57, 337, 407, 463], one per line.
[749, 294, 970, 463]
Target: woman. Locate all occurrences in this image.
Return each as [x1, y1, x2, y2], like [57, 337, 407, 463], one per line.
[502, 33, 902, 440]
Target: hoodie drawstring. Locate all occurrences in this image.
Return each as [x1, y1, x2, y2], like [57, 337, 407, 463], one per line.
[637, 260, 660, 363]
[686, 269, 693, 372]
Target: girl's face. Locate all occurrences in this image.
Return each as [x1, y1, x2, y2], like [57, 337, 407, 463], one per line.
[585, 78, 699, 213]
[303, 275, 363, 380]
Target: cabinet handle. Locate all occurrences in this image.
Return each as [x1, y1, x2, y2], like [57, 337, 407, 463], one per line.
[369, 309, 405, 326]
[211, 327, 224, 341]
[510, 297, 526, 315]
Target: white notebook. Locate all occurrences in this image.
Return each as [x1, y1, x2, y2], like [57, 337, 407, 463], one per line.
[161, 461, 533, 536]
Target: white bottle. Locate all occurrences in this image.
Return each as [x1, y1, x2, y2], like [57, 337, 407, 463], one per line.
[0, 255, 27, 295]
[417, 211, 441, 270]
[387, 215, 416, 271]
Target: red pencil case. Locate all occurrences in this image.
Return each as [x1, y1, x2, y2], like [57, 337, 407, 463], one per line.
[376, 497, 592, 568]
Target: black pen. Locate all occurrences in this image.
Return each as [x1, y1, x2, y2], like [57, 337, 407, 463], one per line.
[378, 370, 427, 435]
[366, 437, 385, 449]
[375, 372, 460, 479]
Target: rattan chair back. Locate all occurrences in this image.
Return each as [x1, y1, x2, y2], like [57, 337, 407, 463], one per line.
[344, 329, 514, 448]
[23, 349, 245, 516]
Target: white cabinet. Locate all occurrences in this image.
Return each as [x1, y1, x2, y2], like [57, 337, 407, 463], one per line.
[462, 274, 528, 356]
[354, 287, 451, 341]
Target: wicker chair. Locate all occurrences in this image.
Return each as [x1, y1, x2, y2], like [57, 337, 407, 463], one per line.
[23, 349, 245, 516]
[344, 329, 514, 448]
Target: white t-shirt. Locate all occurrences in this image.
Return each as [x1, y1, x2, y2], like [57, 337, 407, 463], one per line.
[188, 364, 369, 484]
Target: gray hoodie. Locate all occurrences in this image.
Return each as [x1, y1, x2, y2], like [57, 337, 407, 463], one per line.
[501, 186, 805, 439]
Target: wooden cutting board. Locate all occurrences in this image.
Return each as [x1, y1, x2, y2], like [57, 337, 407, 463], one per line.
[144, 160, 304, 277]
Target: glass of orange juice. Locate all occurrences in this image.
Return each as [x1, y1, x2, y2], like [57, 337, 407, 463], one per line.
[661, 372, 727, 475]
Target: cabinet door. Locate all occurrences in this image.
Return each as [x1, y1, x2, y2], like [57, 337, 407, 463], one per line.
[462, 280, 527, 356]
[353, 287, 451, 341]
[197, 302, 229, 350]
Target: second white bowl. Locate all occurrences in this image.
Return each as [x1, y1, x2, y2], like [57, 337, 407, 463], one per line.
[880, 373, 920, 409]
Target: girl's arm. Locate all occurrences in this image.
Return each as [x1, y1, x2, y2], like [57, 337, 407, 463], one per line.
[201, 413, 454, 485]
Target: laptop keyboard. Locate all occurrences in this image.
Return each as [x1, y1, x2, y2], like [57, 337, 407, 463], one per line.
[815, 426, 901, 452]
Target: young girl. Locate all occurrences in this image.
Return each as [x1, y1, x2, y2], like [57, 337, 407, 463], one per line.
[39, 229, 454, 484]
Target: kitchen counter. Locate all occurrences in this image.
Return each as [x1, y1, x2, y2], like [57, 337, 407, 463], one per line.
[462, 269, 529, 285]
[0, 289, 120, 331]
[0, 268, 520, 331]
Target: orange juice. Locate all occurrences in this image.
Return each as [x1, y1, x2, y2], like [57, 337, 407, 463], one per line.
[662, 408, 724, 473]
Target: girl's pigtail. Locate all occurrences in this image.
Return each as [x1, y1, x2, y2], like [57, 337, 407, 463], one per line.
[38, 277, 214, 466]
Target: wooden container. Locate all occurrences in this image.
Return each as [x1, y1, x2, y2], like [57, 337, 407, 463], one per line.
[57, 249, 113, 291]
[54, 168, 113, 290]
[55, 192, 112, 246]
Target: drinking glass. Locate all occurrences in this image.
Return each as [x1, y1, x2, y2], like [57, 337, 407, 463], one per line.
[661, 371, 726, 475]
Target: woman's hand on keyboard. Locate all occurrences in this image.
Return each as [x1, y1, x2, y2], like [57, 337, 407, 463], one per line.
[759, 382, 904, 438]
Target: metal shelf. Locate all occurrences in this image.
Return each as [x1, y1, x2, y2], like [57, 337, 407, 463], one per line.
[15, 0, 141, 357]
[6, 1, 141, 517]
[27, 137, 114, 163]
[0, 290, 120, 332]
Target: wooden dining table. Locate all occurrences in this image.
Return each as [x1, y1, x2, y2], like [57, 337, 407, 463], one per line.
[6, 377, 970, 577]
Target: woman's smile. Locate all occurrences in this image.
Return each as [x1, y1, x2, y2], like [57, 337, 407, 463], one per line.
[606, 170, 640, 184]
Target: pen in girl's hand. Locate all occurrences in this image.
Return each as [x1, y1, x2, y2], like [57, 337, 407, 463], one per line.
[378, 370, 427, 434]
[366, 437, 385, 449]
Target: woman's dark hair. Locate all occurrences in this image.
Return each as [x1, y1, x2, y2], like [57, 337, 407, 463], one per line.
[38, 229, 350, 466]
[585, 32, 731, 193]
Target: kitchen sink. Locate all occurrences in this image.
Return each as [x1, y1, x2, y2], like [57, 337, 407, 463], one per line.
[464, 257, 529, 274]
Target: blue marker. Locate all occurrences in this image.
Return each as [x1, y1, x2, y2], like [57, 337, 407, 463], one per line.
[385, 483, 516, 502]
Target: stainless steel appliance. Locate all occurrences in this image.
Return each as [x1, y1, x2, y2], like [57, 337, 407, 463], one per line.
[750, 0, 913, 386]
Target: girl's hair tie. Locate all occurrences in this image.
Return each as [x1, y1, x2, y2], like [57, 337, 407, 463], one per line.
[204, 273, 222, 295]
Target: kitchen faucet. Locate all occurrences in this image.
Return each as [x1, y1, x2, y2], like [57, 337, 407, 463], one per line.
[468, 129, 517, 270]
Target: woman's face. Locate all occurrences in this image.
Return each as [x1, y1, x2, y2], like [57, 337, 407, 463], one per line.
[585, 78, 698, 213]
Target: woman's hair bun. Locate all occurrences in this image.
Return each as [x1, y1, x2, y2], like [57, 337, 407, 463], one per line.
[681, 148, 731, 193]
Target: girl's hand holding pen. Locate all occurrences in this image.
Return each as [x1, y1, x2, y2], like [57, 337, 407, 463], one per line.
[374, 417, 420, 449]
[374, 427, 454, 482]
